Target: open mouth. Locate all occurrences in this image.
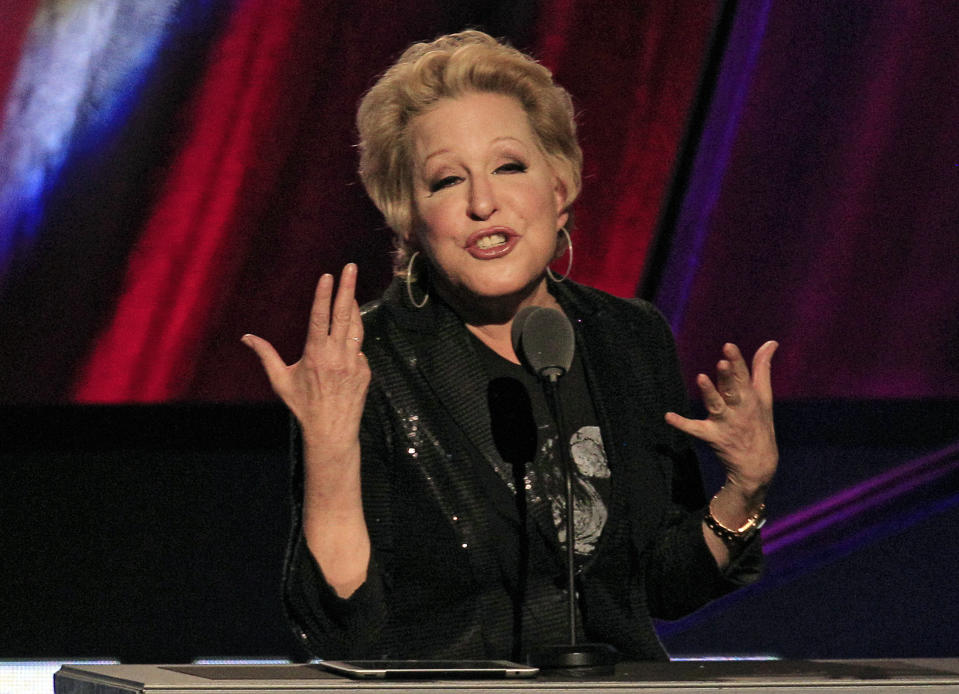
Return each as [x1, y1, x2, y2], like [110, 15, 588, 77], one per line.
[475, 232, 508, 250]
[467, 228, 517, 259]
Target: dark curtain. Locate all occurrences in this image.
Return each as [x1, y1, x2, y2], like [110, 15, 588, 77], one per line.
[660, 2, 959, 399]
[0, 0, 718, 402]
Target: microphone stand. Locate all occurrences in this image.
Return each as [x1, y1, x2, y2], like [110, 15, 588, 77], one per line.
[525, 368, 619, 675]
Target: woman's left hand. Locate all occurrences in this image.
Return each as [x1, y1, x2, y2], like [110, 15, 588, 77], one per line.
[665, 341, 779, 498]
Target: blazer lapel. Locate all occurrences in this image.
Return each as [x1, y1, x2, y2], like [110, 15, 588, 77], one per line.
[554, 282, 671, 558]
[382, 281, 520, 530]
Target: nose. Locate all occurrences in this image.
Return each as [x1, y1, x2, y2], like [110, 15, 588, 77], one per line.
[467, 175, 497, 220]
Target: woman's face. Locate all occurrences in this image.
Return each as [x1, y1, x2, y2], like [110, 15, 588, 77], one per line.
[408, 92, 569, 305]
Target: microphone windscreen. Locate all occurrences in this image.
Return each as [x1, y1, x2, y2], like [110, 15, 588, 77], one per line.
[511, 306, 575, 379]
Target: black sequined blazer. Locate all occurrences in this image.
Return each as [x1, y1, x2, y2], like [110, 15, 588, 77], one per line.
[283, 278, 762, 661]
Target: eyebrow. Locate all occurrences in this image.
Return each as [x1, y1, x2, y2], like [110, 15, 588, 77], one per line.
[421, 136, 528, 165]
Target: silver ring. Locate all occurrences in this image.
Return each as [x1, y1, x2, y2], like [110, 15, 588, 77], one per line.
[349, 336, 360, 343]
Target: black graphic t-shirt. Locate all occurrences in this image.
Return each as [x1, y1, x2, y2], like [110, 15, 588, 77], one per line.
[472, 333, 612, 568]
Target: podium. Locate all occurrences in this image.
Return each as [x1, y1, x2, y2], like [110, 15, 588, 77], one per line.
[55, 659, 959, 693]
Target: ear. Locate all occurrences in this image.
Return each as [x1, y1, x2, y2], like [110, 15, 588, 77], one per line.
[556, 208, 570, 233]
[552, 173, 570, 230]
[404, 215, 422, 246]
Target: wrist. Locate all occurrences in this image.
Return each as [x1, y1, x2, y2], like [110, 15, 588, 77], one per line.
[302, 440, 362, 495]
[722, 474, 771, 507]
[704, 491, 767, 547]
[709, 483, 767, 529]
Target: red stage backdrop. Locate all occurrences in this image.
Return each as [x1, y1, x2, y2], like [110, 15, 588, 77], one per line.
[0, 0, 718, 402]
[1, 1, 955, 403]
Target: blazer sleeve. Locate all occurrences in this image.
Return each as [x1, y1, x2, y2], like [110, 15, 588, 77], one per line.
[638, 305, 764, 620]
[282, 385, 395, 659]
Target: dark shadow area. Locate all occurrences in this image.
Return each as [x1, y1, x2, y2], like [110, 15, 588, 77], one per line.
[2, 399, 957, 661]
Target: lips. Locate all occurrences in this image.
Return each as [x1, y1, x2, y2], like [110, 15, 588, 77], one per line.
[466, 227, 518, 259]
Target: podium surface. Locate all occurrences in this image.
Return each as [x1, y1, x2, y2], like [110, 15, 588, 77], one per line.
[55, 659, 959, 694]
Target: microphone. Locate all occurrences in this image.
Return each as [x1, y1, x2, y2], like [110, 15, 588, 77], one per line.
[510, 306, 575, 381]
[511, 305, 619, 674]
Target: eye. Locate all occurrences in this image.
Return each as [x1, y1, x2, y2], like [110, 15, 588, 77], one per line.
[428, 175, 461, 193]
[495, 161, 527, 174]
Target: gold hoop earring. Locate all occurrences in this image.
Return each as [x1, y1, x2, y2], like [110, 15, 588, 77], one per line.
[405, 251, 429, 308]
[546, 227, 573, 283]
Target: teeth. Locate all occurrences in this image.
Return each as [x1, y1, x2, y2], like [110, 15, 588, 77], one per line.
[476, 233, 507, 249]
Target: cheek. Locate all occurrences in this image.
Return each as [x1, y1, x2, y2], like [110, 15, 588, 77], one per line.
[416, 214, 440, 242]
[525, 186, 562, 223]
[410, 195, 437, 231]
[410, 200, 453, 250]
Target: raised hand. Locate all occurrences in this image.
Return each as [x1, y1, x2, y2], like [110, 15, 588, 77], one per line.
[242, 263, 372, 596]
[665, 341, 779, 497]
[241, 263, 371, 453]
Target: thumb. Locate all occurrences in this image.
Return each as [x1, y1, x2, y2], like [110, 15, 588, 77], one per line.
[241, 333, 289, 394]
[752, 339, 779, 404]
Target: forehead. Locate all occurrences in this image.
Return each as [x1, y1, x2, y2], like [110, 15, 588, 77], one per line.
[410, 92, 535, 156]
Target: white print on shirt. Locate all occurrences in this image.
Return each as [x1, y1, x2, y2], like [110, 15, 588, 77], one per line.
[552, 425, 610, 556]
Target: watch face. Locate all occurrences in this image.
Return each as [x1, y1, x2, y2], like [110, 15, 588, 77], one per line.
[732, 504, 767, 534]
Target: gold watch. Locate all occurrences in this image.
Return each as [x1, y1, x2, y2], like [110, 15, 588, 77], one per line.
[703, 497, 767, 546]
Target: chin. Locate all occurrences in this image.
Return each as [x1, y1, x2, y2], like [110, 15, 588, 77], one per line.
[465, 274, 545, 301]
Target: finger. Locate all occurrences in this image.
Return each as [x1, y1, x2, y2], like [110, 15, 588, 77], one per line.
[751, 340, 779, 405]
[696, 372, 727, 416]
[348, 298, 364, 350]
[722, 342, 750, 386]
[241, 334, 290, 394]
[305, 273, 335, 351]
[723, 342, 749, 378]
[329, 263, 358, 343]
[665, 411, 711, 441]
[715, 358, 739, 405]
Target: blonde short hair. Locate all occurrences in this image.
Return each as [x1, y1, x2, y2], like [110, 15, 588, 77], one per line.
[356, 30, 583, 274]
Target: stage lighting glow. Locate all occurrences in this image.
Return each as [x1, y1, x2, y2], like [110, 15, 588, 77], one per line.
[0, 660, 117, 694]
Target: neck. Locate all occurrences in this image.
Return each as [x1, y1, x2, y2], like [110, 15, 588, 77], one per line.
[433, 276, 562, 364]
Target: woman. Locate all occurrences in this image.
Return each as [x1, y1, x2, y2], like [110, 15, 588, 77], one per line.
[242, 30, 778, 661]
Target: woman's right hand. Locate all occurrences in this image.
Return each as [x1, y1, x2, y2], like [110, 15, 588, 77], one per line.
[243, 263, 372, 597]
[242, 263, 370, 453]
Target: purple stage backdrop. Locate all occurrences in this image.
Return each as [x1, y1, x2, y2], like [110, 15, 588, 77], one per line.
[658, 1, 959, 400]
